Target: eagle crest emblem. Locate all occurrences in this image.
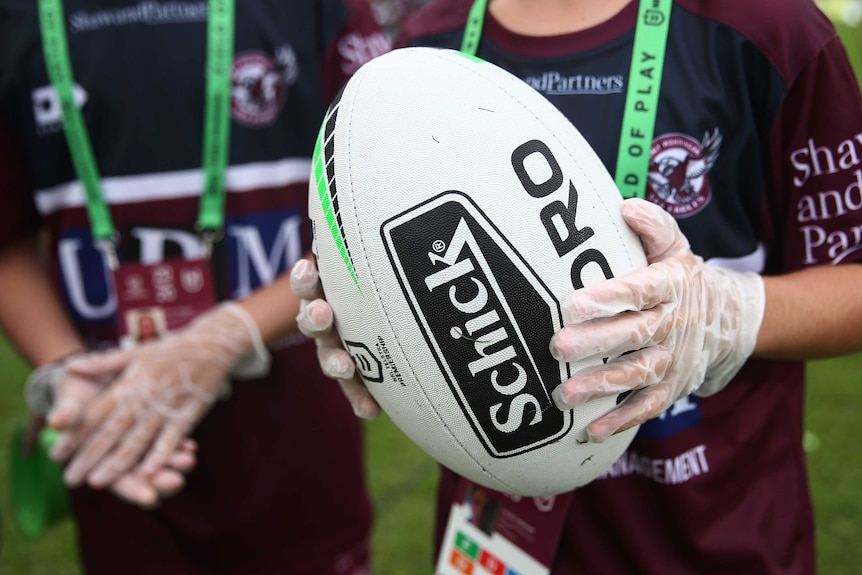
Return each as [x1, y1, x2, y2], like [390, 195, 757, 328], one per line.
[646, 129, 722, 217]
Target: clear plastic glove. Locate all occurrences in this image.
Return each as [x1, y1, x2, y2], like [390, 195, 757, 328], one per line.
[103, 439, 197, 508]
[49, 393, 198, 505]
[290, 258, 380, 420]
[30, 364, 198, 507]
[550, 198, 765, 442]
[49, 302, 269, 491]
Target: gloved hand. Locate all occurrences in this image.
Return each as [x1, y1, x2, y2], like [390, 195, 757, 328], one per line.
[48, 302, 270, 491]
[290, 258, 380, 420]
[26, 356, 197, 507]
[101, 438, 197, 508]
[550, 198, 765, 442]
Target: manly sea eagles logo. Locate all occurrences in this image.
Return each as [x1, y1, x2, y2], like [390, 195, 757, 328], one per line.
[231, 45, 299, 127]
[382, 192, 572, 458]
[646, 129, 722, 217]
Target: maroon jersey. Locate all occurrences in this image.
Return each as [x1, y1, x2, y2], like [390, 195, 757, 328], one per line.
[398, 1, 862, 573]
[0, 1, 388, 573]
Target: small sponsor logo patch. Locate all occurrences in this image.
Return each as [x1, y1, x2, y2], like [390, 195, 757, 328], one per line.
[346, 341, 384, 383]
[31, 84, 88, 135]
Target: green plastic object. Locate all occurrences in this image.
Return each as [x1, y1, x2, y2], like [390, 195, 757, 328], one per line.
[9, 426, 70, 540]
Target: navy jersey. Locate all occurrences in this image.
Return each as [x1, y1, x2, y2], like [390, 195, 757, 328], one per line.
[0, 1, 388, 573]
[398, 1, 862, 573]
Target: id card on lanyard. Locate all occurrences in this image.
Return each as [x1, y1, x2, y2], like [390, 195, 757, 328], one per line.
[38, 0, 234, 344]
[436, 481, 572, 575]
[437, 1, 672, 573]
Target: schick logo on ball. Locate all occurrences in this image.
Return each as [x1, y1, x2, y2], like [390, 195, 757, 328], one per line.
[382, 192, 572, 457]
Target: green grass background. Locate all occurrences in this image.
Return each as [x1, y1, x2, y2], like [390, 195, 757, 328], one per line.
[1, 339, 861, 574]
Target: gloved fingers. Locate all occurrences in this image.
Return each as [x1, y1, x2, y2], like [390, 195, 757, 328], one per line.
[49, 388, 120, 462]
[49, 349, 139, 433]
[48, 432, 79, 464]
[140, 423, 190, 478]
[87, 410, 166, 488]
[560, 263, 682, 326]
[105, 440, 194, 483]
[297, 298, 335, 339]
[165, 444, 197, 472]
[316, 339, 356, 380]
[289, 258, 323, 300]
[620, 198, 690, 262]
[47, 371, 108, 430]
[179, 438, 198, 452]
[60, 405, 136, 486]
[65, 348, 135, 382]
[145, 439, 197, 495]
[109, 474, 160, 509]
[103, 441, 195, 506]
[290, 259, 374, 419]
[338, 376, 381, 420]
[65, 349, 224, 487]
[586, 382, 676, 442]
[552, 345, 671, 409]
[550, 303, 674, 363]
[147, 468, 186, 499]
[314, 336, 379, 419]
[107, 469, 185, 508]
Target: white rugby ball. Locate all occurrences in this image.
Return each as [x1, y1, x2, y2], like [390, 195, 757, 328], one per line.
[309, 47, 647, 496]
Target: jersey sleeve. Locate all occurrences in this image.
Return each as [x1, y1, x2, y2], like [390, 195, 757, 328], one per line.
[320, 0, 390, 105]
[771, 35, 862, 271]
[0, 110, 39, 248]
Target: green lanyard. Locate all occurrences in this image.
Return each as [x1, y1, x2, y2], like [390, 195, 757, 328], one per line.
[38, 0, 235, 262]
[460, 0, 672, 199]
